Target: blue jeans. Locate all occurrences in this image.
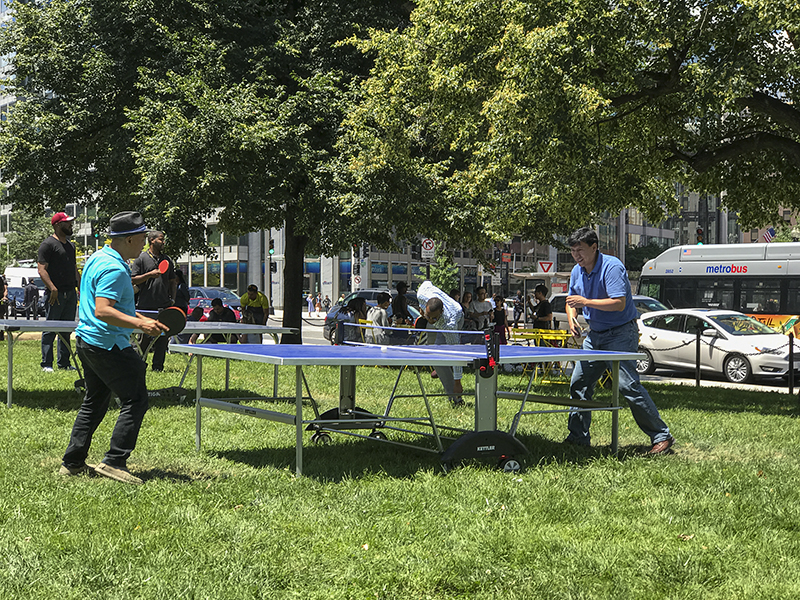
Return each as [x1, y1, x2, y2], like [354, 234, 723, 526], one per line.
[425, 314, 464, 398]
[41, 289, 77, 369]
[62, 339, 149, 468]
[567, 320, 670, 445]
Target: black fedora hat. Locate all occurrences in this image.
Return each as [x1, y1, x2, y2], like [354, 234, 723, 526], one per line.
[108, 211, 149, 237]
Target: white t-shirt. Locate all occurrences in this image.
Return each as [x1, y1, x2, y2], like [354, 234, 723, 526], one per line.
[469, 299, 493, 329]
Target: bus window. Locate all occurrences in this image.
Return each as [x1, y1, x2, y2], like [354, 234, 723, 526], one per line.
[638, 279, 662, 301]
[697, 279, 734, 310]
[789, 281, 800, 313]
[663, 279, 697, 309]
[740, 279, 781, 314]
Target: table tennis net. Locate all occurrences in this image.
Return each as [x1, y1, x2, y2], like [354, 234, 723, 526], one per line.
[337, 321, 491, 347]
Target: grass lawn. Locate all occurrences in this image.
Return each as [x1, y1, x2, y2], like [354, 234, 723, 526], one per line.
[1, 339, 799, 599]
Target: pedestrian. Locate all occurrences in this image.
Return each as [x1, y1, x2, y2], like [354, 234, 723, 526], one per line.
[564, 226, 674, 454]
[532, 284, 553, 329]
[392, 280, 412, 326]
[0, 273, 7, 338]
[38, 212, 80, 372]
[512, 290, 525, 328]
[60, 211, 168, 484]
[315, 292, 322, 315]
[468, 286, 492, 330]
[417, 280, 465, 406]
[173, 269, 190, 315]
[367, 292, 391, 344]
[307, 293, 315, 317]
[239, 284, 269, 343]
[24, 277, 40, 320]
[492, 294, 509, 344]
[322, 295, 332, 313]
[131, 230, 177, 372]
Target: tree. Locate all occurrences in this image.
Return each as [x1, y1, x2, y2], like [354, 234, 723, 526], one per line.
[0, 0, 412, 342]
[428, 245, 459, 294]
[624, 242, 665, 273]
[4, 213, 51, 266]
[343, 0, 800, 249]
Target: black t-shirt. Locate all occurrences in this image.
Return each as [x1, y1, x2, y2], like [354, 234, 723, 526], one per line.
[131, 251, 175, 310]
[534, 299, 552, 329]
[208, 306, 236, 323]
[37, 236, 77, 290]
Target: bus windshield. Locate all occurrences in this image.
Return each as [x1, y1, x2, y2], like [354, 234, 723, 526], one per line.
[708, 314, 779, 336]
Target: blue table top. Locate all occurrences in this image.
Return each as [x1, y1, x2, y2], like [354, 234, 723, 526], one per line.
[169, 342, 644, 366]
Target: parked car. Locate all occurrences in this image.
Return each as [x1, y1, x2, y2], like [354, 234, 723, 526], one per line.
[188, 287, 242, 310]
[549, 293, 668, 331]
[323, 301, 421, 342]
[636, 309, 800, 383]
[6, 286, 46, 318]
[337, 288, 419, 309]
[188, 297, 242, 322]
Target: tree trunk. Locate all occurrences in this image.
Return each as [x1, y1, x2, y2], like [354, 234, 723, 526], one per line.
[280, 212, 307, 344]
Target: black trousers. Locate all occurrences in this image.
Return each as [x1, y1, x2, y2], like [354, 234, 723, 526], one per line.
[62, 339, 149, 468]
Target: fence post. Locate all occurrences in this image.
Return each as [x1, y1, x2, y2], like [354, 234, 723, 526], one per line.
[789, 332, 794, 396]
[696, 327, 702, 388]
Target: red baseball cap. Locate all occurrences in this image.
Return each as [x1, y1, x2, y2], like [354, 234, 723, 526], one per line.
[51, 212, 75, 225]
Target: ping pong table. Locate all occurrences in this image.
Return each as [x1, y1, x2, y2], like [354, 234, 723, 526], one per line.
[170, 342, 644, 476]
[0, 318, 296, 407]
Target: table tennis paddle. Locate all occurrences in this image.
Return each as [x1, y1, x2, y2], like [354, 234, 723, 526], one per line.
[158, 259, 170, 274]
[157, 306, 186, 336]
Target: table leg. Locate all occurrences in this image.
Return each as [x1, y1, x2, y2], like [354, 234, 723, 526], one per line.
[295, 365, 303, 477]
[611, 361, 620, 456]
[195, 355, 203, 451]
[7, 331, 13, 408]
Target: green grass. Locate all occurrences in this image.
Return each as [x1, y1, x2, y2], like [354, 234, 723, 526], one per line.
[1, 340, 799, 599]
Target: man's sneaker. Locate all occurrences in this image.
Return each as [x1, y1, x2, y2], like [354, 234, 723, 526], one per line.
[42, 367, 54, 373]
[59, 463, 95, 477]
[95, 463, 143, 485]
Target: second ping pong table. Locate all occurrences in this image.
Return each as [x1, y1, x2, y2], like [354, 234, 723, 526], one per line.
[170, 342, 644, 476]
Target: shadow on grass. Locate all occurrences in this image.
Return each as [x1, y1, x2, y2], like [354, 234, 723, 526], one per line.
[205, 429, 667, 482]
[136, 468, 204, 483]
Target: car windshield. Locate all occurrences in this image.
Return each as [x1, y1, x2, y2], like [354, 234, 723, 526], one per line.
[708, 314, 777, 335]
[635, 298, 668, 313]
[207, 288, 240, 302]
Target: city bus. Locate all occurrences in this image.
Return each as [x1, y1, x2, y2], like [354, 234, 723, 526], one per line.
[638, 243, 800, 334]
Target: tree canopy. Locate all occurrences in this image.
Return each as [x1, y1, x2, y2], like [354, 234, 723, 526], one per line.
[0, 0, 412, 339]
[343, 0, 800, 248]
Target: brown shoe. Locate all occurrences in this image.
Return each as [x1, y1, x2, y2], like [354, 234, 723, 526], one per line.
[649, 436, 675, 455]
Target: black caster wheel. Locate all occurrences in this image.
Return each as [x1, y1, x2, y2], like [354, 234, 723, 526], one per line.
[369, 431, 387, 440]
[311, 432, 332, 445]
[498, 457, 522, 473]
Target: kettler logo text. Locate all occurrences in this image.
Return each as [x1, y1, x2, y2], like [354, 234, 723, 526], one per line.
[706, 264, 748, 274]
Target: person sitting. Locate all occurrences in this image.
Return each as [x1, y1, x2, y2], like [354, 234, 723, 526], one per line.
[182, 306, 205, 344]
[206, 298, 237, 343]
[367, 292, 391, 344]
[335, 297, 369, 343]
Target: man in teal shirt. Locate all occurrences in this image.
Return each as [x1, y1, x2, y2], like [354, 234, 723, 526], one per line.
[61, 212, 167, 484]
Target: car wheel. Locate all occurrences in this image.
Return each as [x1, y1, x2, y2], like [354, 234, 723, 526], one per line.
[636, 348, 656, 375]
[724, 354, 752, 384]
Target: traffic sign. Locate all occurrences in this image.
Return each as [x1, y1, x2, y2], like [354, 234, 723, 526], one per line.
[353, 275, 362, 287]
[421, 238, 435, 259]
[538, 261, 554, 273]
[501, 253, 511, 263]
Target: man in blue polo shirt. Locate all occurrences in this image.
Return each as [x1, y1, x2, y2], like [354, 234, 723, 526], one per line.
[60, 212, 168, 484]
[564, 227, 674, 454]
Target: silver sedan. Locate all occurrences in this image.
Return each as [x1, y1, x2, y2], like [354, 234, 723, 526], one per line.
[636, 309, 800, 384]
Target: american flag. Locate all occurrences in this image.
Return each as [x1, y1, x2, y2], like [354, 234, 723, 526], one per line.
[762, 227, 776, 243]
